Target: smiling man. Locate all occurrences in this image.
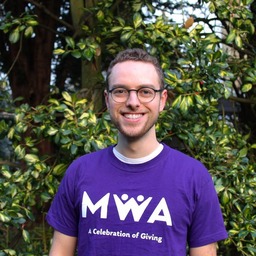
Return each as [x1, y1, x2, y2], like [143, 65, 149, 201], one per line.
[46, 48, 228, 256]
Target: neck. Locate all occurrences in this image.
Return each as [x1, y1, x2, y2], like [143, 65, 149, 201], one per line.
[115, 132, 160, 158]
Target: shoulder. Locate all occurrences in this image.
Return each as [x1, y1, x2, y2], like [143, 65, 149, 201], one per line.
[60, 146, 112, 179]
[162, 144, 211, 182]
[70, 146, 113, 168]
[163, 144, 206, 169]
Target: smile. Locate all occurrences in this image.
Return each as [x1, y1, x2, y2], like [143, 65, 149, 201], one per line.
[123, 114, 144, 119]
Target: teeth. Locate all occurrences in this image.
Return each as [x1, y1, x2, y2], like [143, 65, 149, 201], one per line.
[124, 114, 142, 119]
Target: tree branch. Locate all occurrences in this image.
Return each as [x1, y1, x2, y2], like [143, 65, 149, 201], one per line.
[24, 0, 74, 31]
[229, 95, 256, 105]
[0, 160, 20, 167]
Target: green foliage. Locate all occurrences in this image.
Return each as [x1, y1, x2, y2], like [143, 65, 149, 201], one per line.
[1, 92, 255, 255]
[159, 22, 256, 256]
[0, 85, 254, 255]
[0, 0, 256, 255]
[0, 12, 38, 43]
[0, 92, 117, 255]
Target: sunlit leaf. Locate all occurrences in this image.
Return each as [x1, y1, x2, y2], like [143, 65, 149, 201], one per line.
[0, 212, 11, 222]
[133, 13, 142, 29]
[226, 29, 236, 44]
[22, 229, 30, 243]
[24, 154, 39, 163]
[65, 36, 75, 49]
[241, 83, 252, 93]
[62, 91, 72, 102]
[120, 31, 133, 42]
[235, 35, 243, 48]
[9, 28, 20, 43]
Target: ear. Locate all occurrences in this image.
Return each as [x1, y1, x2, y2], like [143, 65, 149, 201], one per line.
[159, 89, 167, 111]
[104, 90, 110, 109]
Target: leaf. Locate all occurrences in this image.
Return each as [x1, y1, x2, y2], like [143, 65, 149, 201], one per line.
[22, 229, 30, 243]
[71, 144, 78, 155]
[24, 208, 35, 221]
[24, 26, 33, 37]
[116, 17, 125, 26]
[65, 36, 75, 49]
[235, 35, 243, 48]
[71, 50, 82, 59]
[226, 29, 236, 44]
[14, 145, 25, 160]
[229, 229, 239, 235]
[47, 127, 59, 136]
[26, 20, 38, 26]
[177, 58, 192, 66]
[172, 95, 182, 108]
[133, 13, 142, 29]
[238, 147, 248, 158]
[77, 41, 86, 50]
[54, 48, 65, 55]
[2, 249, 16, 255]
[111, 26, 123, 33]
[96, 10, 104, 22]
[251, 143, 256, 149]
[180, 97, 189, 113]
[82, 48, 94, 61]
[120, 31, 133, 42]
[0, 212, 11, 222]
[64, 108, 75, 119]
[9, 28, 20, 43]
[88, 113, 97, 124]
[41, 192, 52, 202]
[244, 0, 254, 5]
[194, 94, 204, 105]
[24, 154, 39, 163]
[2, 169, 12, 179]
[221, 190, 230, 205]
[60, 137, 71, 144]
[133, 1, 142, 11]
[62, 91, 72, 102]
[165, 70, 178, 81]
[208, 2, 215, 13]
[241, 83, 252, 93]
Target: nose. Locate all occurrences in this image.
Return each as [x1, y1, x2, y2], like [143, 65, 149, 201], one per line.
[126, 90, 140, 108]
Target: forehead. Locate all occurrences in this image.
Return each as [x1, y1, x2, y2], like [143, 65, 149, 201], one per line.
[109, 61, 160, 87]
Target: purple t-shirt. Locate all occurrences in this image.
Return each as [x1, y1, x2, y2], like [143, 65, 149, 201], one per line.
[46, 144, 227, 255]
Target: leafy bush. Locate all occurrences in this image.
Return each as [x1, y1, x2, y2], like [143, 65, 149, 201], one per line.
[0, 8, 255, 256]
[0, 87, 255, 255]
[0, 92, 117, 255]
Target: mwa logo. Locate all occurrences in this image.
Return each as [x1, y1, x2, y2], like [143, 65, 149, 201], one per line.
[82, 192, 172, 226]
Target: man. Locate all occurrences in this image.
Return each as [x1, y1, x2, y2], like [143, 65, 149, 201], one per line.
[46, 48, 228, 255]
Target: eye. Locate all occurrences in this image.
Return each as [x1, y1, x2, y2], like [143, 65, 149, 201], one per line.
[139, 88, 154, 97]
[113, 88, 127, 95]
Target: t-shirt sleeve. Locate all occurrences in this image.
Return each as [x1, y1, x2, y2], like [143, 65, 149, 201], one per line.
[188, 172, 228, 247]
[46, 162, 79, 237]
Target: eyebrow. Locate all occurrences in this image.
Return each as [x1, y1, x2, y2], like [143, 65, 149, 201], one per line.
[110, 84, 157, 89]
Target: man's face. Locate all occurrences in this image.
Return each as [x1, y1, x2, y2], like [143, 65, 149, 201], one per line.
[105, 60, 167, 141]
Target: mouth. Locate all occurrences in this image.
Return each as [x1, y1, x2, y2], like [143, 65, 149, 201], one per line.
[123, 113, 144, 119]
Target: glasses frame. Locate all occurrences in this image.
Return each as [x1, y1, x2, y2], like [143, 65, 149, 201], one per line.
[108, 87, 164, 103]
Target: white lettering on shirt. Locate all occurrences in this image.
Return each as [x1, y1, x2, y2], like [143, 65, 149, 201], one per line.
[81, 192, 172, 226]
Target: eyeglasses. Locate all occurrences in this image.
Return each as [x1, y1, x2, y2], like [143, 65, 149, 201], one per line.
[108, 87, 163, 103]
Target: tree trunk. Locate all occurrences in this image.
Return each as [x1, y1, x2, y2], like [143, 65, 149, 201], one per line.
[5, 0, 62, 107]
[70, 0, 104, 112]
[4, 0, 63, 156]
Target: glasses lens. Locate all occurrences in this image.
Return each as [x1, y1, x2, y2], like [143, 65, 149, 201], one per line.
[110, 87, 158, 103]
[111, 88, 128, 102]
[138, 88, 155, 102]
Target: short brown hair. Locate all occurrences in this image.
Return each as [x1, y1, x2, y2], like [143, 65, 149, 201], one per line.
[107, 48, 164, 89]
